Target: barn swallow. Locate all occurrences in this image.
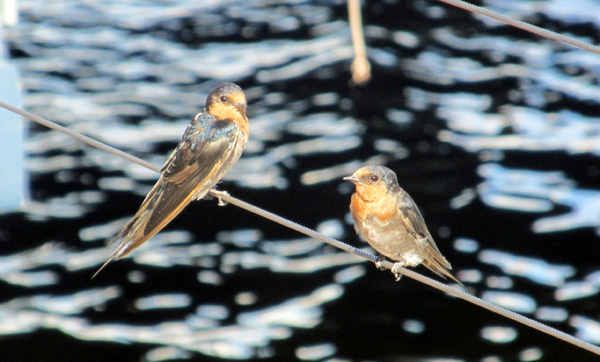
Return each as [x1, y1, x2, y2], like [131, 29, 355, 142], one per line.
[344, 165, 462, 284]
[93, 82, 249, 277]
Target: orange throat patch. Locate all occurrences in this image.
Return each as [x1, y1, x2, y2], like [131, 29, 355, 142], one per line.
[351, 185, 398, 223]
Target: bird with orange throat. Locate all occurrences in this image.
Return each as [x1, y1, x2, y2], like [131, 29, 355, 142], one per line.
[344, 165, 461, 284]
[94, 83, 249, 277]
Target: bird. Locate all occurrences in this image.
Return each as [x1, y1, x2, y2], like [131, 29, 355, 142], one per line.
[344, 165, 462, 284]
[93, 82, 249, 278]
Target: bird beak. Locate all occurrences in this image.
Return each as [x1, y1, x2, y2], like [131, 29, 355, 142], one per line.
[235, 103, 247, 119]
[343, 175, 358, 183]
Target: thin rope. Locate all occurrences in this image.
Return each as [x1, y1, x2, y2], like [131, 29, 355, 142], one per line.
[436, 0, 600, 55]
[383, 261, 600, 355]
[0, 101, 162, 174]
[348, 0, 371, 84]
[2, 101, 599, 355]
[217, 192, 600, 354]
[215, 191, 378, 263]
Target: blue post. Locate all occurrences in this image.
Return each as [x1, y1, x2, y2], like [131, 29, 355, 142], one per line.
[0, 2, 26, 211]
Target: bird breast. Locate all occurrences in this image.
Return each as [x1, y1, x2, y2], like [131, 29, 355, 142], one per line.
[351, 194, 425, 265]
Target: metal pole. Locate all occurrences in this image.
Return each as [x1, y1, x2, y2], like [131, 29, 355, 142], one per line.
[0, 0, 25, 211]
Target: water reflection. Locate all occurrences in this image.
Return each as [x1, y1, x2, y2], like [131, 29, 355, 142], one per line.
[555, 282, 599, 301]
[571, 316, 600, 345]
[480, 326, 518, 344]
[535, 306, 568, 323]
[3, 0, 600, 360]
[295, 342, 336, 360]
[479, 249, 574, 286]
[481, 291, 537, 314]
[134, 294, 192, 311]
[0, 237, 352, 359]
[477, 163, 600, 233]
[440, 108, 600, 154]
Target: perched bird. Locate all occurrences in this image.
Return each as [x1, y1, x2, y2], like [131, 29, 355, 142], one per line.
[93, 82, 249, 277]
[344, 165, 461, 284]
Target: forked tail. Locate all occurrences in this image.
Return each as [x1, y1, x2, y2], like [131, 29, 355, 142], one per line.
[422, 244, 463, 285]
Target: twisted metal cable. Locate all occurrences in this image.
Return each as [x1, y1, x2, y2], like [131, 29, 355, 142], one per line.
[2, 100, 599, 355]
[1, 0, 599, 355]
[436, 0, 600, 55]
[0, 101, 162, 174]
[384, 262, 600, 354]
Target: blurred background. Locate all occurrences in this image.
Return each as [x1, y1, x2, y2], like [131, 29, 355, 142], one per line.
[1, 0, 600, 361]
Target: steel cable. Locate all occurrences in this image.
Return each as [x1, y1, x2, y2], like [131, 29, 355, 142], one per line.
[2, 100, 599, 355]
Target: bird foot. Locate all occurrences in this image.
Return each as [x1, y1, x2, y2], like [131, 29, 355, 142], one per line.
[391, 262, 406, 281]
[211, 189, 230, 206]
[374, 255, 387, 270]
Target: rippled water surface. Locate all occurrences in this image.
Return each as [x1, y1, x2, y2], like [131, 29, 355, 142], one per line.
[2, 0, 600, 361]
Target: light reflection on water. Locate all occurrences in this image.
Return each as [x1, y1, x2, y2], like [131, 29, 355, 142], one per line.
[481, 291, 537, 314]
[3, 0, 600, 360]
[440, 107, 600, 154]
[555, 282, 599, 302]
[477, 163, 600, 233]
[571, 316, 600, 345]
[0, 238, 354, 359]
[480, 326, 518, 344]
[479, 249, 575, 286]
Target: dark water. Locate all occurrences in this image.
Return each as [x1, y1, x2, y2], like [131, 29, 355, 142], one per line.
[2, 0, 600, 361]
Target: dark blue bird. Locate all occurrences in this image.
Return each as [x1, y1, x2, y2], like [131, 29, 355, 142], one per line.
[94, 83, 249, 277]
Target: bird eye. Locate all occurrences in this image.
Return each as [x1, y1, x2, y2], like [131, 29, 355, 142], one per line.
[370, 175, 379, 182]
[220, 96, 228, 102]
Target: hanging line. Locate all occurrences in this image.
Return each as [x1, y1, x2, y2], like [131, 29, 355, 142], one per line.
[1, 100, 599, 355]
[436, 0, 600, 55]
[2, 0, 600, 355]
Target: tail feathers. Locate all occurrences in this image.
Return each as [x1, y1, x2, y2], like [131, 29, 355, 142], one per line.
[92, 209, 153, 279]
[92, 175, 200, 278]
[92, 256, 115, 279]
[422, 244, 463, 285]
[422, 260, 463, 285]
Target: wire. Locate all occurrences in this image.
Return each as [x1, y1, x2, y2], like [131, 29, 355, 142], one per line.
[217, 192, 600, 354]
[2, 0, 600, 355]
[2, 100, 599, 355]
[348, 0, 371, 84]
[0, 101, 162, 174]
[387, 263, 600, 355]
[436, 0, 600, 55]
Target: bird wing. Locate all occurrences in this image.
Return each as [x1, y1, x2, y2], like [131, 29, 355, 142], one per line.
[396, 188, 462, 284]
[93, 114, 246, 278]
[144, 117, 243, 235]
[396, 188, 432, 244]
[112, 116, 243, 259]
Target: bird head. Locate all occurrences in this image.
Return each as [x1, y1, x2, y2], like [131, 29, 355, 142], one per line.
[206, 83, 248, 122]
[343, 165, 399, 194]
